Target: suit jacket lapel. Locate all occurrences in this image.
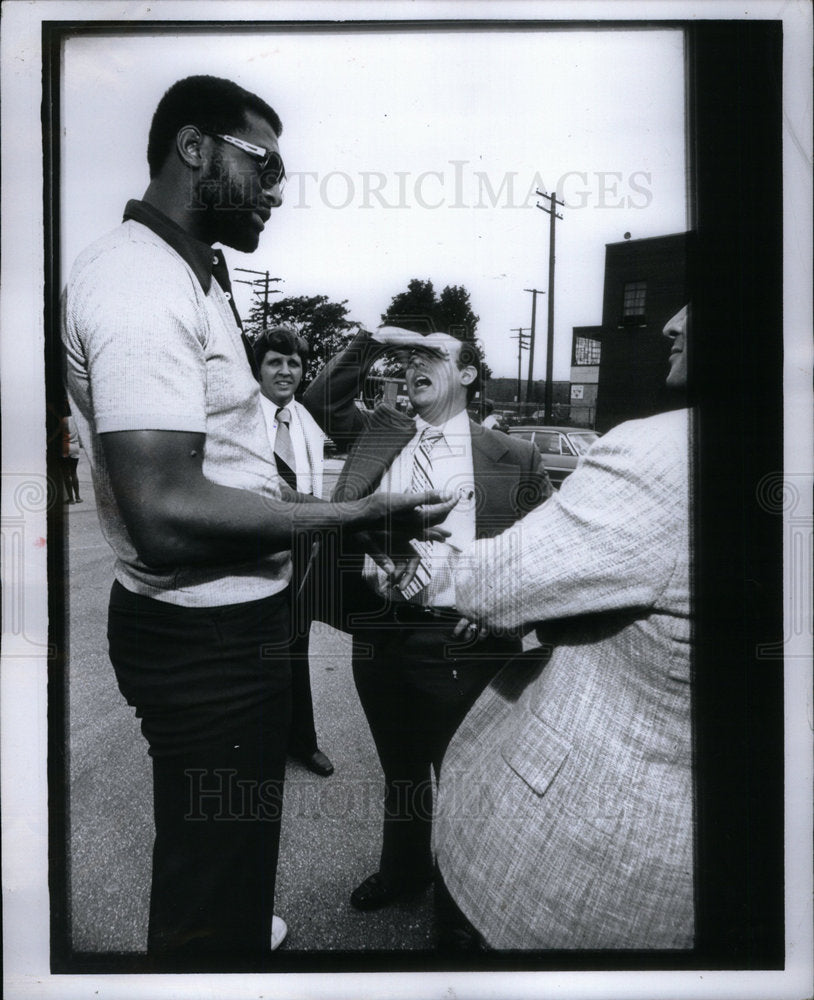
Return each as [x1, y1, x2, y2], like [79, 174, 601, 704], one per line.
[334, 408, 416, 500]
[335, 414, 522, 533]
[292, 399, 325, 498]
[470, 420, 521, 538]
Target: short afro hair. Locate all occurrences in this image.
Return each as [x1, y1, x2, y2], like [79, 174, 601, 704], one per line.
[147, 75, 282, 178]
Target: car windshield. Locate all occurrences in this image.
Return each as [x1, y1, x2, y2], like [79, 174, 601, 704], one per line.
[567, 431, 599, 456]
[535, 432, 564, 454]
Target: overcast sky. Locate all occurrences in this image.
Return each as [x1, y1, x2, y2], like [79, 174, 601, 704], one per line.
[62, 27, 686, 381]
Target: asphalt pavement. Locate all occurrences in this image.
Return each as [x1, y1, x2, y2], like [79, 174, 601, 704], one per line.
[64, 458, 438, 959]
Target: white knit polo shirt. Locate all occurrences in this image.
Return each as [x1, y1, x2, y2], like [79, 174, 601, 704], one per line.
[62, 215, 291, 606]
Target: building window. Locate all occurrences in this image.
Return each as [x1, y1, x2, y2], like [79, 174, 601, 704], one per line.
[573, 336, 601, 366]
[621, 281, 647, 324]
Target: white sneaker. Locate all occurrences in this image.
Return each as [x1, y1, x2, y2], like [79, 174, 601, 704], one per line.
[270, 914, 288, 951]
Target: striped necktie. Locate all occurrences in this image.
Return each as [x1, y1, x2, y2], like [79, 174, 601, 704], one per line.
[399, 427, 443, 601]
[274, 406, 298, 490]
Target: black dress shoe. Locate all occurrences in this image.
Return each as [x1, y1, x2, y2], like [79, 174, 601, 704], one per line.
[350, 871, 433, 911]
[297, 749, 334, 777]
[350, 872, 399, 911]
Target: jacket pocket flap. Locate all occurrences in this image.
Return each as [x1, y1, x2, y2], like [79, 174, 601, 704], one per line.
[500, 713, 571, 797]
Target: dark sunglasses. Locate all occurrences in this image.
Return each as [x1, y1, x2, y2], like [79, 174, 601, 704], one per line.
[200, 130, 286, 190]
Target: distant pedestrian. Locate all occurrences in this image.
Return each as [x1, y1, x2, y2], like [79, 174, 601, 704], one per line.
[61, 410, 83, 504]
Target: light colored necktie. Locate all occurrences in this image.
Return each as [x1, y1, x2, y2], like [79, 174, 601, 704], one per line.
[274, 406, 297, 489]
[399, 427, 443, 601]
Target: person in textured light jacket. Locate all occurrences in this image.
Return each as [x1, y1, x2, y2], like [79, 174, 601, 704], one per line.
[435, 305, 694, 950]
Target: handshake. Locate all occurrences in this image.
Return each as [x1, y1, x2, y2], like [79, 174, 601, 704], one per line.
[350, 487, 458, 590]
[281, 484, 481, 638]
[280, 482, 459, 589]
[346, 487, 479, 639]
[284, 320, 488, 637]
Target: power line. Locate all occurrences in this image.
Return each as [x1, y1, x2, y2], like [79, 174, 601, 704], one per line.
[234, 267, 283, 331]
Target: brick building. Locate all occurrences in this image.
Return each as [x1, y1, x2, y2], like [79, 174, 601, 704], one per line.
[571, 232, 689, 432]
[596, 232, 689, 431]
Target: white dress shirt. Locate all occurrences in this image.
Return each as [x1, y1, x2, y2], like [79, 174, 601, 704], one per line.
[259, 395, 323, 497]
[363, 407, 477, 607]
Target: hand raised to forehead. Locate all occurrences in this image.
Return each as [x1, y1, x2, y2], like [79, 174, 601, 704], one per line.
[372, 326, 447, 358]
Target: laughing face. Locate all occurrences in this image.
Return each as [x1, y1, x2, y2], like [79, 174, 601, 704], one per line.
[259, 349, 304, 407]
[405, 333, 477, 425]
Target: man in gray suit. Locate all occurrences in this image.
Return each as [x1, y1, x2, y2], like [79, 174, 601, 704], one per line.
[435, 305, 694, 950]
[304, 326, 550, 911]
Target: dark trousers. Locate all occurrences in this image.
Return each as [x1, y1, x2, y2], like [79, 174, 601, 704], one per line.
[287, 547, 319, 757]
[61, 455, 80, 501]
[107, 581, 292, 960]
[434, 867, 491, 953]
[352, 613, 519, 886]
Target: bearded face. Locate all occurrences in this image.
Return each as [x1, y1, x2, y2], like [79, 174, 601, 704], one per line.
[195, 147, 269, 253]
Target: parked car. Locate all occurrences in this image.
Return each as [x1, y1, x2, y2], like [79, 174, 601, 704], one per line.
[507, 425, 601, 488]
[468, 408, 522, 429]
[497, 410, 521, 427]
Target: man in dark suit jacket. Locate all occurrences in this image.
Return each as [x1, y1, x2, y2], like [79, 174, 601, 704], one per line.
[303, 326, 551, 911]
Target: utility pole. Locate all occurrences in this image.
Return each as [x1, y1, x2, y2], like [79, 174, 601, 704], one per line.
[510, 327, 530, 405]
[523, 288, 545, 414]
[536, 189, 564, 424]
[234, 267, 282, 330]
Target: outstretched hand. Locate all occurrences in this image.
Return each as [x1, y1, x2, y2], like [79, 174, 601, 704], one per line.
[354, 489, 458, 583]
[362, 489, 458, 534]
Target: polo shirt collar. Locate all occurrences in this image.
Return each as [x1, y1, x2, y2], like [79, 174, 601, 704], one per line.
[123, 199, 219, 293]
[123, 198, 257, 379]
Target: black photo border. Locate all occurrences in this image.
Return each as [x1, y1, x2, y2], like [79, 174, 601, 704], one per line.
[40, 12, 786, 981]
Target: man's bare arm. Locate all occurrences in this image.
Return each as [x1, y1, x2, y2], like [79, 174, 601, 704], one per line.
[102, 429, 456, 569]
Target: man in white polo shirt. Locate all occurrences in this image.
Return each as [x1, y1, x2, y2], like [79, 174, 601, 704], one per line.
[62, 75, 452, 964]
